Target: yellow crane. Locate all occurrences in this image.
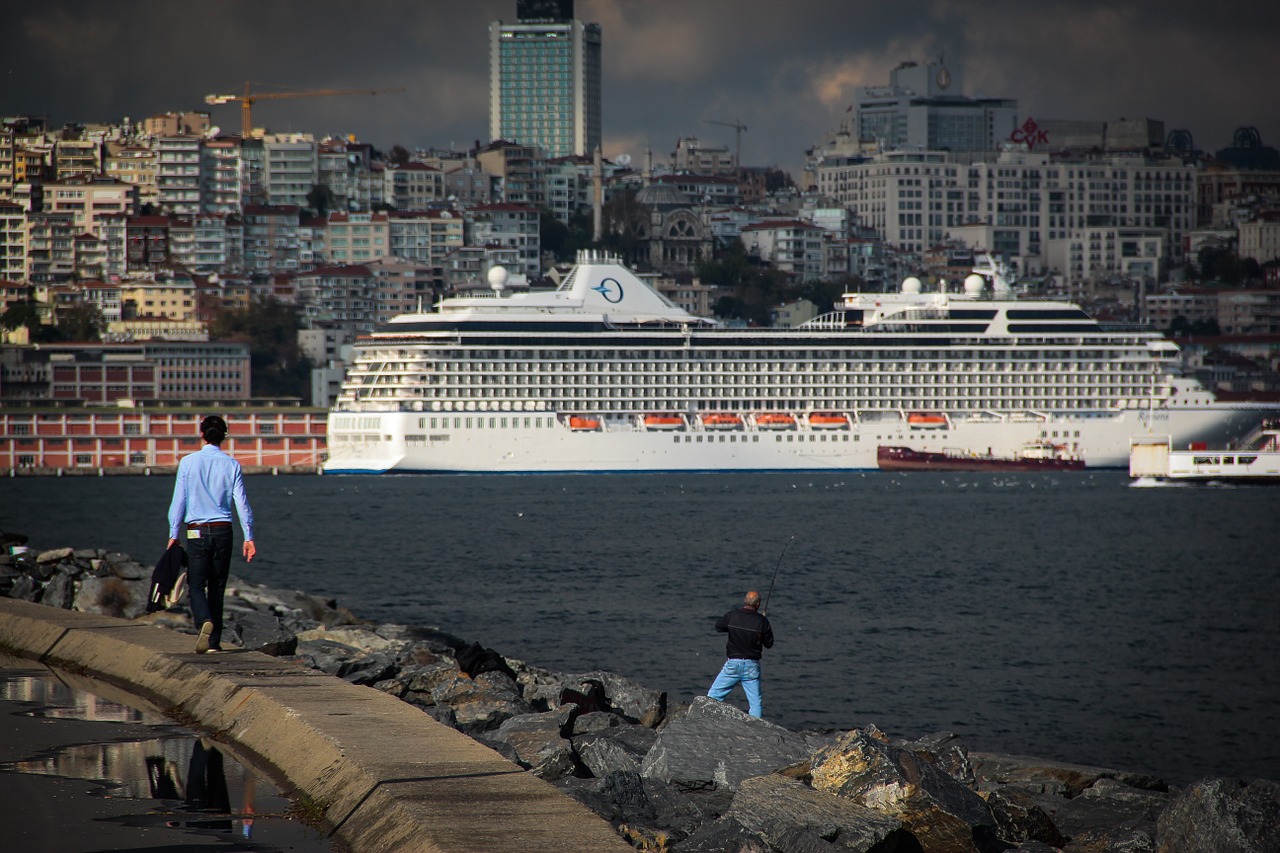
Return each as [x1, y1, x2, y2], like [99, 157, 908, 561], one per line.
[204, 83, 404, 137]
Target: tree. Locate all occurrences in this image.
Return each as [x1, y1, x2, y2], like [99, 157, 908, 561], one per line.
[206, 297, 313, 401]
[306, 184, 337, 218]
[0, 301, 42, 333]
[389, 144, 412, 166]
[58, 303, 104, 342]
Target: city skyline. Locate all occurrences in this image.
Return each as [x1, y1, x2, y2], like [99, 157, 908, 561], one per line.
[6, 0, 1279, 176]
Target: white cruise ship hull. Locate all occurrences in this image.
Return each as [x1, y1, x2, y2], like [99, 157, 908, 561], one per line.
[324, 407, 1266, 474]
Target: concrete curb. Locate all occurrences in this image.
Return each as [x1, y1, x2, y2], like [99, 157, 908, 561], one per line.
[0, 598, 632, 853]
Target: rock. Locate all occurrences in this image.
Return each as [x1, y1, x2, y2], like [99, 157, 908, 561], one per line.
[492, 705, 577, 780]
[1154, 777, 1280, 853]
[8, 574, 39, 602]
[810, 727, 999, 853]
[292, 638, 361, 675]
[40, 572, 75, 609]
[902, 732, 976, 788]
[337, 652, 398, 685]
[229, 610, 297, 656]
[979, 787, 1065, 847]
[431, 670, 532, 734]
[639, 695, 812, 792]
[109, 559, 146, 580]
[37, 547, 74, 564]
[574, 711, 627, 736]
[376, 622, 464, 653]
[295, 625, 404, 656]
[72, 548, 98, 560]
[1004, 844, 1063, 853]
[394, 640, 451, 670]
[73, 575, 148, 619]
[670, 816, 772, 853]
[727, 774, 909, 852]
[1064, 825, 1154, 852]
[560, 769, 717, 845]
[1039, 778, 1169, 839]
[511, 660, 667, 726]
[970, 752, 1165, 798]
[575, 725, 658, 778]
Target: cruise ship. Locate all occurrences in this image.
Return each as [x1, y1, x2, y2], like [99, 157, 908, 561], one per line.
[324, 250, 1269, 474]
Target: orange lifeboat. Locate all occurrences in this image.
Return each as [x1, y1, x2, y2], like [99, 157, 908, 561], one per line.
[906, 411, 948, 429]
[642, 413, 685, 431]
[568, 415, 602, 431]
[754, 412, 797, 430]
[808, 412, 850, 430]
[702, 413, 744, 430]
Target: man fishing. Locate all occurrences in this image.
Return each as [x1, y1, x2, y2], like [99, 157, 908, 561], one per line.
[707, 590, 774, 718]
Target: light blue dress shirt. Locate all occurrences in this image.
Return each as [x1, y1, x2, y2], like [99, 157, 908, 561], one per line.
[167, 444, 254, 540]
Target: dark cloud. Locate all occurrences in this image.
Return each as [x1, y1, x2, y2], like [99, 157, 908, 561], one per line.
[4, 0, 1277, 176]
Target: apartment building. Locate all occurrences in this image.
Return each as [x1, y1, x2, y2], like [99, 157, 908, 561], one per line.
[293, 264, 379, 333]
[201, 137, 242, 214]
[383, 163, 444, 210]
[326, 211, 389, 265]
[26, 213, 77, 283]
[262, 134, 317, 208]
[242, 204, 300, 272]
[672, 137, 736, 175]
[125, 215, 170, 270]
[1239, 214, 1280, 264]
[154, 135, 202, 214]
[476, 141, 546, 208]
[740, 220, 825, 278]
[44, 175, 136, 234]
[53, 137, 101, 180]
[468, 202, 540, 277]
[388, 209, 465, 268]
[104, 143, 159, 208]
[318, 139, 375, 212]
[0, 202, 26, 281]
[815, 148, 1195, 282]
[169, 214, 234, 273]
[855, 59, 1017, 152]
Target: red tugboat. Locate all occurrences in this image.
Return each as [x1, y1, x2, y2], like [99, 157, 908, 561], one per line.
[878, 441, 1086, 472]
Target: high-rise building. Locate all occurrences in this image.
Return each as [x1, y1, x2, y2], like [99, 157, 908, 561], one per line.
[489, 1, 601, 159]
[855, 59, 1017, 153]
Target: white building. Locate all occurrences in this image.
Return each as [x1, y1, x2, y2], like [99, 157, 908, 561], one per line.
[740, 220, 825, 278]
[154, 136, 202, 214]
[1239, 216, 1280, 265]
[383, 163, 445, 211]
[468, 203, 541, 278]
[815, 149, 1195, 284]
[262, 134, 317, 208]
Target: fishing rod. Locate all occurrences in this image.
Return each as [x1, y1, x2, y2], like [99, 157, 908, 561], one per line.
[763, 534, 794, 615]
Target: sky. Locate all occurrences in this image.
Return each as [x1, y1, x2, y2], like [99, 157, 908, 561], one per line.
[5, 0, 1279, 179]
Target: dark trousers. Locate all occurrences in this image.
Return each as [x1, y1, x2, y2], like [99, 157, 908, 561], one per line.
[186, 526, 233, 648]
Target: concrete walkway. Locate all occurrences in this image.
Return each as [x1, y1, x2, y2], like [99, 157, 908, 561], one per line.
[0, 598, 632, 853]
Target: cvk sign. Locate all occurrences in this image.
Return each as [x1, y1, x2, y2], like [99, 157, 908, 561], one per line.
[1011, 117, 1049, 150]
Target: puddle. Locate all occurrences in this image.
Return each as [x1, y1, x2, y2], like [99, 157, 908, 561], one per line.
[0, 659, 342, 851]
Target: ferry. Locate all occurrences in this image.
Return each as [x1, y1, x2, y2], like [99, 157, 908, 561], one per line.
[1129, 420, 1280, 483]
[878, 441, 1086, 473]
[324, 250, 1272, 474]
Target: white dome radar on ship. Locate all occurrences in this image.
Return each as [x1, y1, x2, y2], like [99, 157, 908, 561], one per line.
[901, 276, 922, 294]
[488, 265, 510, 295]
[963, 274, 985, 296]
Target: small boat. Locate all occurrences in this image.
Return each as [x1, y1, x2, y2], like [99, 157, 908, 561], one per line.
[568, 415, 602, 431]
[906, 411, 949, 429]
[754, 412, 797, 430]
[642, 413, 686, 431]
[878, 441, 1086, 472]
[702, 413, 744, 430]
[1130, 420, 1280, 483]
[809, 412, 851, 430]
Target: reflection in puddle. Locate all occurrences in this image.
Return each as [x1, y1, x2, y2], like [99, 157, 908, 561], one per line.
[0, 664, 338, 851]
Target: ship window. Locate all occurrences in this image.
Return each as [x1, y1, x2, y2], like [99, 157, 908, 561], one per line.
[465, 418, 472, 428]
[1222, 456, 1235, 465]
[1192, 456, 1218, 464]
[1239, 455, 1257, 464]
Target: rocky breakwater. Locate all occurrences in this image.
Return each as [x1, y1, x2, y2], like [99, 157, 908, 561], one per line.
[3, 541, 1279, 853]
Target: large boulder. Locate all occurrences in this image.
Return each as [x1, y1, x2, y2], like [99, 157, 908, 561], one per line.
[228, 609, 297, 656]
[560, 770, 709, 843]
[669, 816, 773, 853]
[971, 752, 1165, 798]
[979, 787, 1065, 847]
[491, 705, 578, 780]
[811, 727, 999, 853]
[1044, 778, 1168, 839]
[1155, 778, 1280, 853]
[511, 660, 667, 727]
[574, 723, 658, 778]
[727, 774, 910, 852]
[639, 695, 811, 792]
[73, 575, 148, 619]
[431, 670, 532, 733]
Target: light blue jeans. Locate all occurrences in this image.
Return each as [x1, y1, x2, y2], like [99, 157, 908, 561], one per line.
[708, 658, 763, 717]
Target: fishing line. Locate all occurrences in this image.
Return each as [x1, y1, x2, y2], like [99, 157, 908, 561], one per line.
[763, 534, 794, 614]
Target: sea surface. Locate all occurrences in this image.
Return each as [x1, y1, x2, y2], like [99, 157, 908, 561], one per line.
[4, 471, 1278, 786]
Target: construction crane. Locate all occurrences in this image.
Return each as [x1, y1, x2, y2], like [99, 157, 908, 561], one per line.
[705, 119, 748, 169]
[204, 82, 404, 137]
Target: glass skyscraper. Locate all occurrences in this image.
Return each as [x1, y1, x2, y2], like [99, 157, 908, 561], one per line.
[489, 4, 601, 159]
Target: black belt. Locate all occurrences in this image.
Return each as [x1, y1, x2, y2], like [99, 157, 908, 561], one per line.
[188, 521, 232, 528]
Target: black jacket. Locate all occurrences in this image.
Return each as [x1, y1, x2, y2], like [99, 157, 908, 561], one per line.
[716, 606, 774, 660]
[146, 541, 187, 612]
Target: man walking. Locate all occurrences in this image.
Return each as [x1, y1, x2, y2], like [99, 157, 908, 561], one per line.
[167, 415, 256, 654]
[707, 590, 773, 718]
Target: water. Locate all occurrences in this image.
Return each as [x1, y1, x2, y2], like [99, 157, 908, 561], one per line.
[4, 471, 1278, 786]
